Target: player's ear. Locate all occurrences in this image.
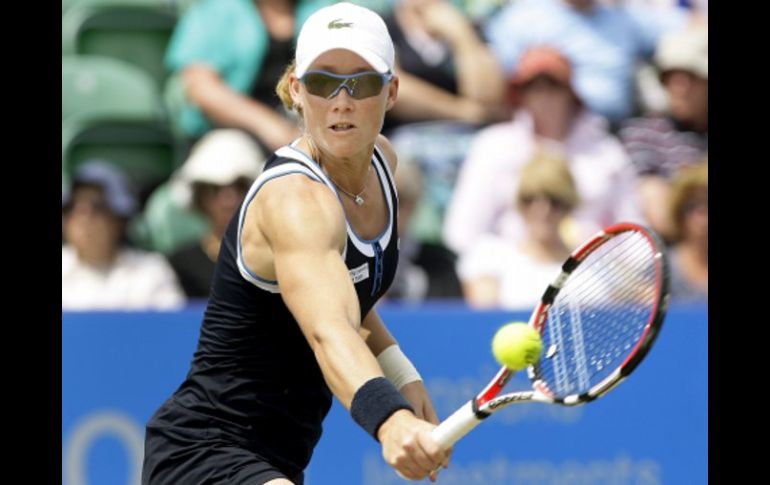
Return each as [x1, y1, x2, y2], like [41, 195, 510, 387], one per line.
[385, 75, 398, 111]
[289, 74, 303, 106]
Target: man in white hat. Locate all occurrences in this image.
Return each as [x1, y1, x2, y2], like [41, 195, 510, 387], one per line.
[167, 129, 265, 298]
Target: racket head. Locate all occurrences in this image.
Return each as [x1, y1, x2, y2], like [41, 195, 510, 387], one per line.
[527, 222, 670, 405]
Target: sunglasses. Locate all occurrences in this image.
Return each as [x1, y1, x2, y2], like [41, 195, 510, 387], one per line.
[682, 197, 708, 214]
[196, 178, 252, 196]
[300, 70, 393, 100]
[520, 193, 571, 210]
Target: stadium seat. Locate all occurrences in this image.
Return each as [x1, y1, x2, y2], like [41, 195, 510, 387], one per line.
[61, 0, 178, 88]
[62, 55, 164, 122]
[63, 0, 78, 14]
[129, 182, 209, 254]
[62, 119, 180, 202]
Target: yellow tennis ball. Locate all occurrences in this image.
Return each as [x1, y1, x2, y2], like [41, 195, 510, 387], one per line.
[492, 322, 543, 371]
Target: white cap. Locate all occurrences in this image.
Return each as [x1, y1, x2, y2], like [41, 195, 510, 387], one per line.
[171, 129, 265, 208]
[655, 25, 708, 80]
[295, 2, 395, 78]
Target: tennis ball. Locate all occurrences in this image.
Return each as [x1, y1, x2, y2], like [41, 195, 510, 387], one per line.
[492, 322, 543, 371]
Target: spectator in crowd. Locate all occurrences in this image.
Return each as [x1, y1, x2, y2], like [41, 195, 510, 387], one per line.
[618, 25, 707, 240]
[484, 0, 691, 124]
[387, 157, 429, 302]
[371, 0, 508, 296]
[614, 0, 707, 18]
[444, 46, 641, 256]
[667, 161, 707, 301]
[458, 153, 579, 309]
[386, 157, 462, 301]
[382, 0, 507, 131]
[167, 129, 265, 299]
[62, 161, 186, 310]
[165, 0, 333, 152]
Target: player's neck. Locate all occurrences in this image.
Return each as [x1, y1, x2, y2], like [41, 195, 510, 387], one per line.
[302, 137, 373, 194]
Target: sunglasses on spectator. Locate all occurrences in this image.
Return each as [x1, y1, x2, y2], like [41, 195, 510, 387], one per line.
[300, 70, 393, 100]
[682, 197, 708, 214]
[196, 178, 252, 196]
[519, 193, 571, 210]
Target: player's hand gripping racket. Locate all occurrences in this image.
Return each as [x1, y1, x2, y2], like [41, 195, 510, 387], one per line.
[431, 222, 670, 449]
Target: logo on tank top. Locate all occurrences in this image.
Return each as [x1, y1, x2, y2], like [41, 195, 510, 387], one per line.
[349, 262, 369, 284]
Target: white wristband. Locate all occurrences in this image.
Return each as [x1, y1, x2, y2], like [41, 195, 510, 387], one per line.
[377, 345, 422, 390]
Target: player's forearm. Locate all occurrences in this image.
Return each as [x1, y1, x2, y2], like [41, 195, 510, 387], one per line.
[360, 309, 398, 356]
[276, 253, 388, 408]
[310, 325, 388, 409]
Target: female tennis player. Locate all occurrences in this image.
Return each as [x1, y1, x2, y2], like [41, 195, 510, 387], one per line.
[141, 3, 450, 484]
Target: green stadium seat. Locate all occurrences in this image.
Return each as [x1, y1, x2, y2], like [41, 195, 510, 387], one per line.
[129, 182, 209, 254]
[62, 0, 178, 88]
[63, 0, 77, 14]
[62, 55, 163, 122]
[62, 118, 180, 202]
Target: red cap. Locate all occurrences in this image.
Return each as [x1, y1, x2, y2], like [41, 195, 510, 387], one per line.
[511, 46, 573, 88]
[507, 46, 579, 108]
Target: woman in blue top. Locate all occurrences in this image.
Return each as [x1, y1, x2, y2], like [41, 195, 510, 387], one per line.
[143, 3, 451, 484]
[166, 0, 333, 151]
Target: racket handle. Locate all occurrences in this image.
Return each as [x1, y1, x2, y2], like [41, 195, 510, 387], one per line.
[430, 400, 483, 449]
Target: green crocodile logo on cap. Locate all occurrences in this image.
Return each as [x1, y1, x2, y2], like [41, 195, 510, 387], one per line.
[328, 18, 353, 29]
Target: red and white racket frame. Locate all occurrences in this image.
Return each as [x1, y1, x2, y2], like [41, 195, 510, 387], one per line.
[431, 222, 670, 449]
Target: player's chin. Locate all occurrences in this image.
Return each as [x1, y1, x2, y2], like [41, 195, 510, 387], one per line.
[324, 135, 368, 158]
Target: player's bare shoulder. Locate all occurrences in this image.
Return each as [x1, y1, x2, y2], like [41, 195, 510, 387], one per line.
[246, 174, 346, 254]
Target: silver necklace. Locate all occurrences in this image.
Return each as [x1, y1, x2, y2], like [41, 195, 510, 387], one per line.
[326, 165, 372, 206]
[307, 138, 371, 206]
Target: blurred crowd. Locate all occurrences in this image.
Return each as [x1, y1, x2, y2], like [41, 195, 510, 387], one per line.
[62, 0, 707, 311]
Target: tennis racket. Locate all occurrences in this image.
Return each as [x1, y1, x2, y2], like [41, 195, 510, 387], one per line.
[431, 222, 670, 449]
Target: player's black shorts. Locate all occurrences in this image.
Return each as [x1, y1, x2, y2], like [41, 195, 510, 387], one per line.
[142, 398, 304, 485]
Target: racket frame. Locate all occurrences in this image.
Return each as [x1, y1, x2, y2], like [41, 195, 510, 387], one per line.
[431, 222, 670, 448]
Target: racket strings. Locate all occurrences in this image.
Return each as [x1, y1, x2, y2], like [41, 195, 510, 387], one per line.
[535, 232, 659, 399]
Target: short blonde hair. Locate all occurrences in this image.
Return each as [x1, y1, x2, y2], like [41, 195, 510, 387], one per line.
[276, 60, 302, 117]
[517, 152, 579, 210]
[669, 160, 708, 241]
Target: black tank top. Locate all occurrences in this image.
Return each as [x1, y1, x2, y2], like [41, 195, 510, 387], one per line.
[168, 142, 399, 476]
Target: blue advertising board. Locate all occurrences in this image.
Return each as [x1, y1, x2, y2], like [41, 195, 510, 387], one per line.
[62, 303, 707, 484]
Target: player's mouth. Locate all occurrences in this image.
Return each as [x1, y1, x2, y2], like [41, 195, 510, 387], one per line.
[329, 122, 356, 132]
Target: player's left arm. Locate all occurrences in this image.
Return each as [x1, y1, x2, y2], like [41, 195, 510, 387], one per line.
[360, 309, 439, 424]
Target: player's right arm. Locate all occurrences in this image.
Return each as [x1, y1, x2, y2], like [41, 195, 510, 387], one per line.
[243, 174, 447, 481]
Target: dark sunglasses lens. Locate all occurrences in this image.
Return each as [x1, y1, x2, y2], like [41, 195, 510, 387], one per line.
[303, 72, 343, 98]
[549, 196, 569, 209]
[350, 73, 385, 99]
[521, 194, 569, 209]
[303, 72, 386, 99]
